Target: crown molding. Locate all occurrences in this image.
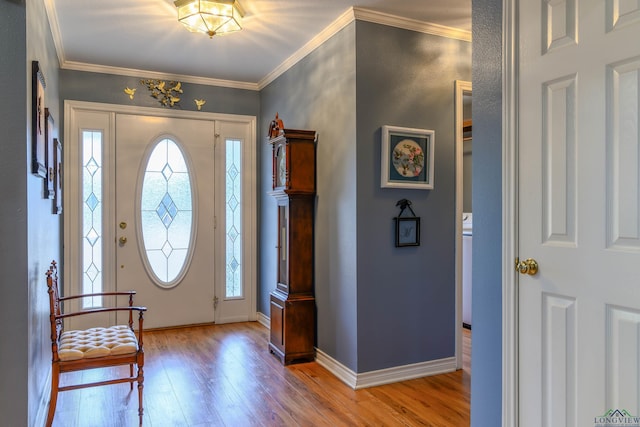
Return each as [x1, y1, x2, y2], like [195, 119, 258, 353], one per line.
[353, 7, 471, 42]
[257, 7, 471, 89]
[43, 0, 65, 68]
[257, 7, 357, 90]
[43, 0, 258, 90]
[43, 4, 470, 92]
[61, 61, 260, 91]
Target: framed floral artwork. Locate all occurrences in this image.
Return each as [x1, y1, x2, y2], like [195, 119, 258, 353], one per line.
[381, 125, 435, 190]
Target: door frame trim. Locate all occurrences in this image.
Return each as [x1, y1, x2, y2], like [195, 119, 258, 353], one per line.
[454, 79, 472, 370]
[63, 100, 259, 323]
[502, 0, 519, 425]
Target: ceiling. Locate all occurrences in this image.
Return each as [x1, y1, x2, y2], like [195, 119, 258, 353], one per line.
[46, 0, 471, 89]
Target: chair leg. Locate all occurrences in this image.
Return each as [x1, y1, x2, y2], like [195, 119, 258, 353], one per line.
[137, 365, 144, 426]
[47, 366, 60, 427]
[130, 364, 134, 391]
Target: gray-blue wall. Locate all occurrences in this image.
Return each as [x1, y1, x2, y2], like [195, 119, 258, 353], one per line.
[0, 0, 62, 424]
[27, 0, 63, 423]
[471, 0, 503, 424]
[0, 2, 29, 424]
[6, 2, 501, 421]
[260, 23, 359, 370]
[260, 21, 471, 373]
[354, 21, 471, 371]
[60, 69, 260, 119]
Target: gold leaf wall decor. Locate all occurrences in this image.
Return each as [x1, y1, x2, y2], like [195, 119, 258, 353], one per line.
[124, 87, 136, 99]
[140, 79, 183, 108]
[194, 99, 206, 111]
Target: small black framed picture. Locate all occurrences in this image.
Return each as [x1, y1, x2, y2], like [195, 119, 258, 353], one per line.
[53, 138, 63, 215]
[31, 61, 47, 178]
[44, 108, 55, 199]
[395, 217, 420, 247]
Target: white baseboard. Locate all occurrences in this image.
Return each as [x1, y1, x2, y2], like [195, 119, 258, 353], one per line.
[355, 356, 457, 389]
[256, 311, 270, 329]
[315, 348, 358, 388]
[34, 369, 52, 427]
[255, 313, 455, 390]
[316, 348, 456, 390]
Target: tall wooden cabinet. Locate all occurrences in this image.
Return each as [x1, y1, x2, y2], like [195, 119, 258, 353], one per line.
[268, 128, 317, 365]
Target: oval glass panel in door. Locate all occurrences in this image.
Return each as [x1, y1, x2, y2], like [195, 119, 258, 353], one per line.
[139, 137, 195, 288]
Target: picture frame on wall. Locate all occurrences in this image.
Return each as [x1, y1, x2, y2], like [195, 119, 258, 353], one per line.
[53, 138, 63, 215]
[32, 61, 47, 178]
[381, 125, 435, 190]
[395, 217, 421, 247]
[44, 108, 55, 199]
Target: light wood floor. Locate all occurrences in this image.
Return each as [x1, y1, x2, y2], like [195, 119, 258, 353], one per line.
[52, 322, 470, 427]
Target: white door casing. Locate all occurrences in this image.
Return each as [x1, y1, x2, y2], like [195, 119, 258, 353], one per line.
[212, 120, 256, 324]
[64, 101, 257, 330]
[455, 79, 472, 371]
[63, 108, 117, 330]
[511, 1, 640, 426]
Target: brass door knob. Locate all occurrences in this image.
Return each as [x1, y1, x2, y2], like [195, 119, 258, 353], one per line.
[119, 236, 128, 245]
[516, 258, 538, 275]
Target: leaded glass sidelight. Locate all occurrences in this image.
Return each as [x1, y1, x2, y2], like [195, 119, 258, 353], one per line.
[82, 130, 103, 308]
[140, 138, 194, 287]
[226, 138, 243, 298]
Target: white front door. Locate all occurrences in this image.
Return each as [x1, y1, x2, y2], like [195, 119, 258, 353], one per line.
[518, 1, 640, 426]
[116, 115, 216, 329]
[64, 104, 257, 331]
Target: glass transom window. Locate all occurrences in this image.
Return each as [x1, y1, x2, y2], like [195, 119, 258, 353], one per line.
[140, 138, 195, 287]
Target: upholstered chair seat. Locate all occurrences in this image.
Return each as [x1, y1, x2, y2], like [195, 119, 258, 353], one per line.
[58, 325, 139, 361]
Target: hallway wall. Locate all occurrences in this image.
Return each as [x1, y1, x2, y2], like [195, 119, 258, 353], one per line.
[259, 20, 471, 373]
[0, 2, 29, 425]
[471, 0, 504, 424]
[354, 21, 471, 371]
[0, 0, 63, 424]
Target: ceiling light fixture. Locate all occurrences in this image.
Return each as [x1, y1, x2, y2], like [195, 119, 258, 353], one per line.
[174, 0, 244, 38]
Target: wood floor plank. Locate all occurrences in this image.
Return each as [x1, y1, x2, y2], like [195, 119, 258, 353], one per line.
[52, 323, 470, 426]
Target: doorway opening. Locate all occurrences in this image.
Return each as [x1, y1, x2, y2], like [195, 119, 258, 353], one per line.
[64, 101, 257, 330]
[455, 80, 472, 371]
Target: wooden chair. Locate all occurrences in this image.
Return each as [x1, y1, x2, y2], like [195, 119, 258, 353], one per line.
[46, 260, 147, 426]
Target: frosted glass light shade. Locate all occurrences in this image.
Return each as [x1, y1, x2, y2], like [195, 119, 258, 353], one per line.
[174, 0, 244, 38]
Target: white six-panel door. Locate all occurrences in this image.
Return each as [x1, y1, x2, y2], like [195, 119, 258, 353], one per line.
[518, 1, 640, 425]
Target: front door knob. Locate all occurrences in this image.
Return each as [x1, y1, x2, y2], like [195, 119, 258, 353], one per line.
[516, 258, 538, 275]
[119, 236, 128, 245]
